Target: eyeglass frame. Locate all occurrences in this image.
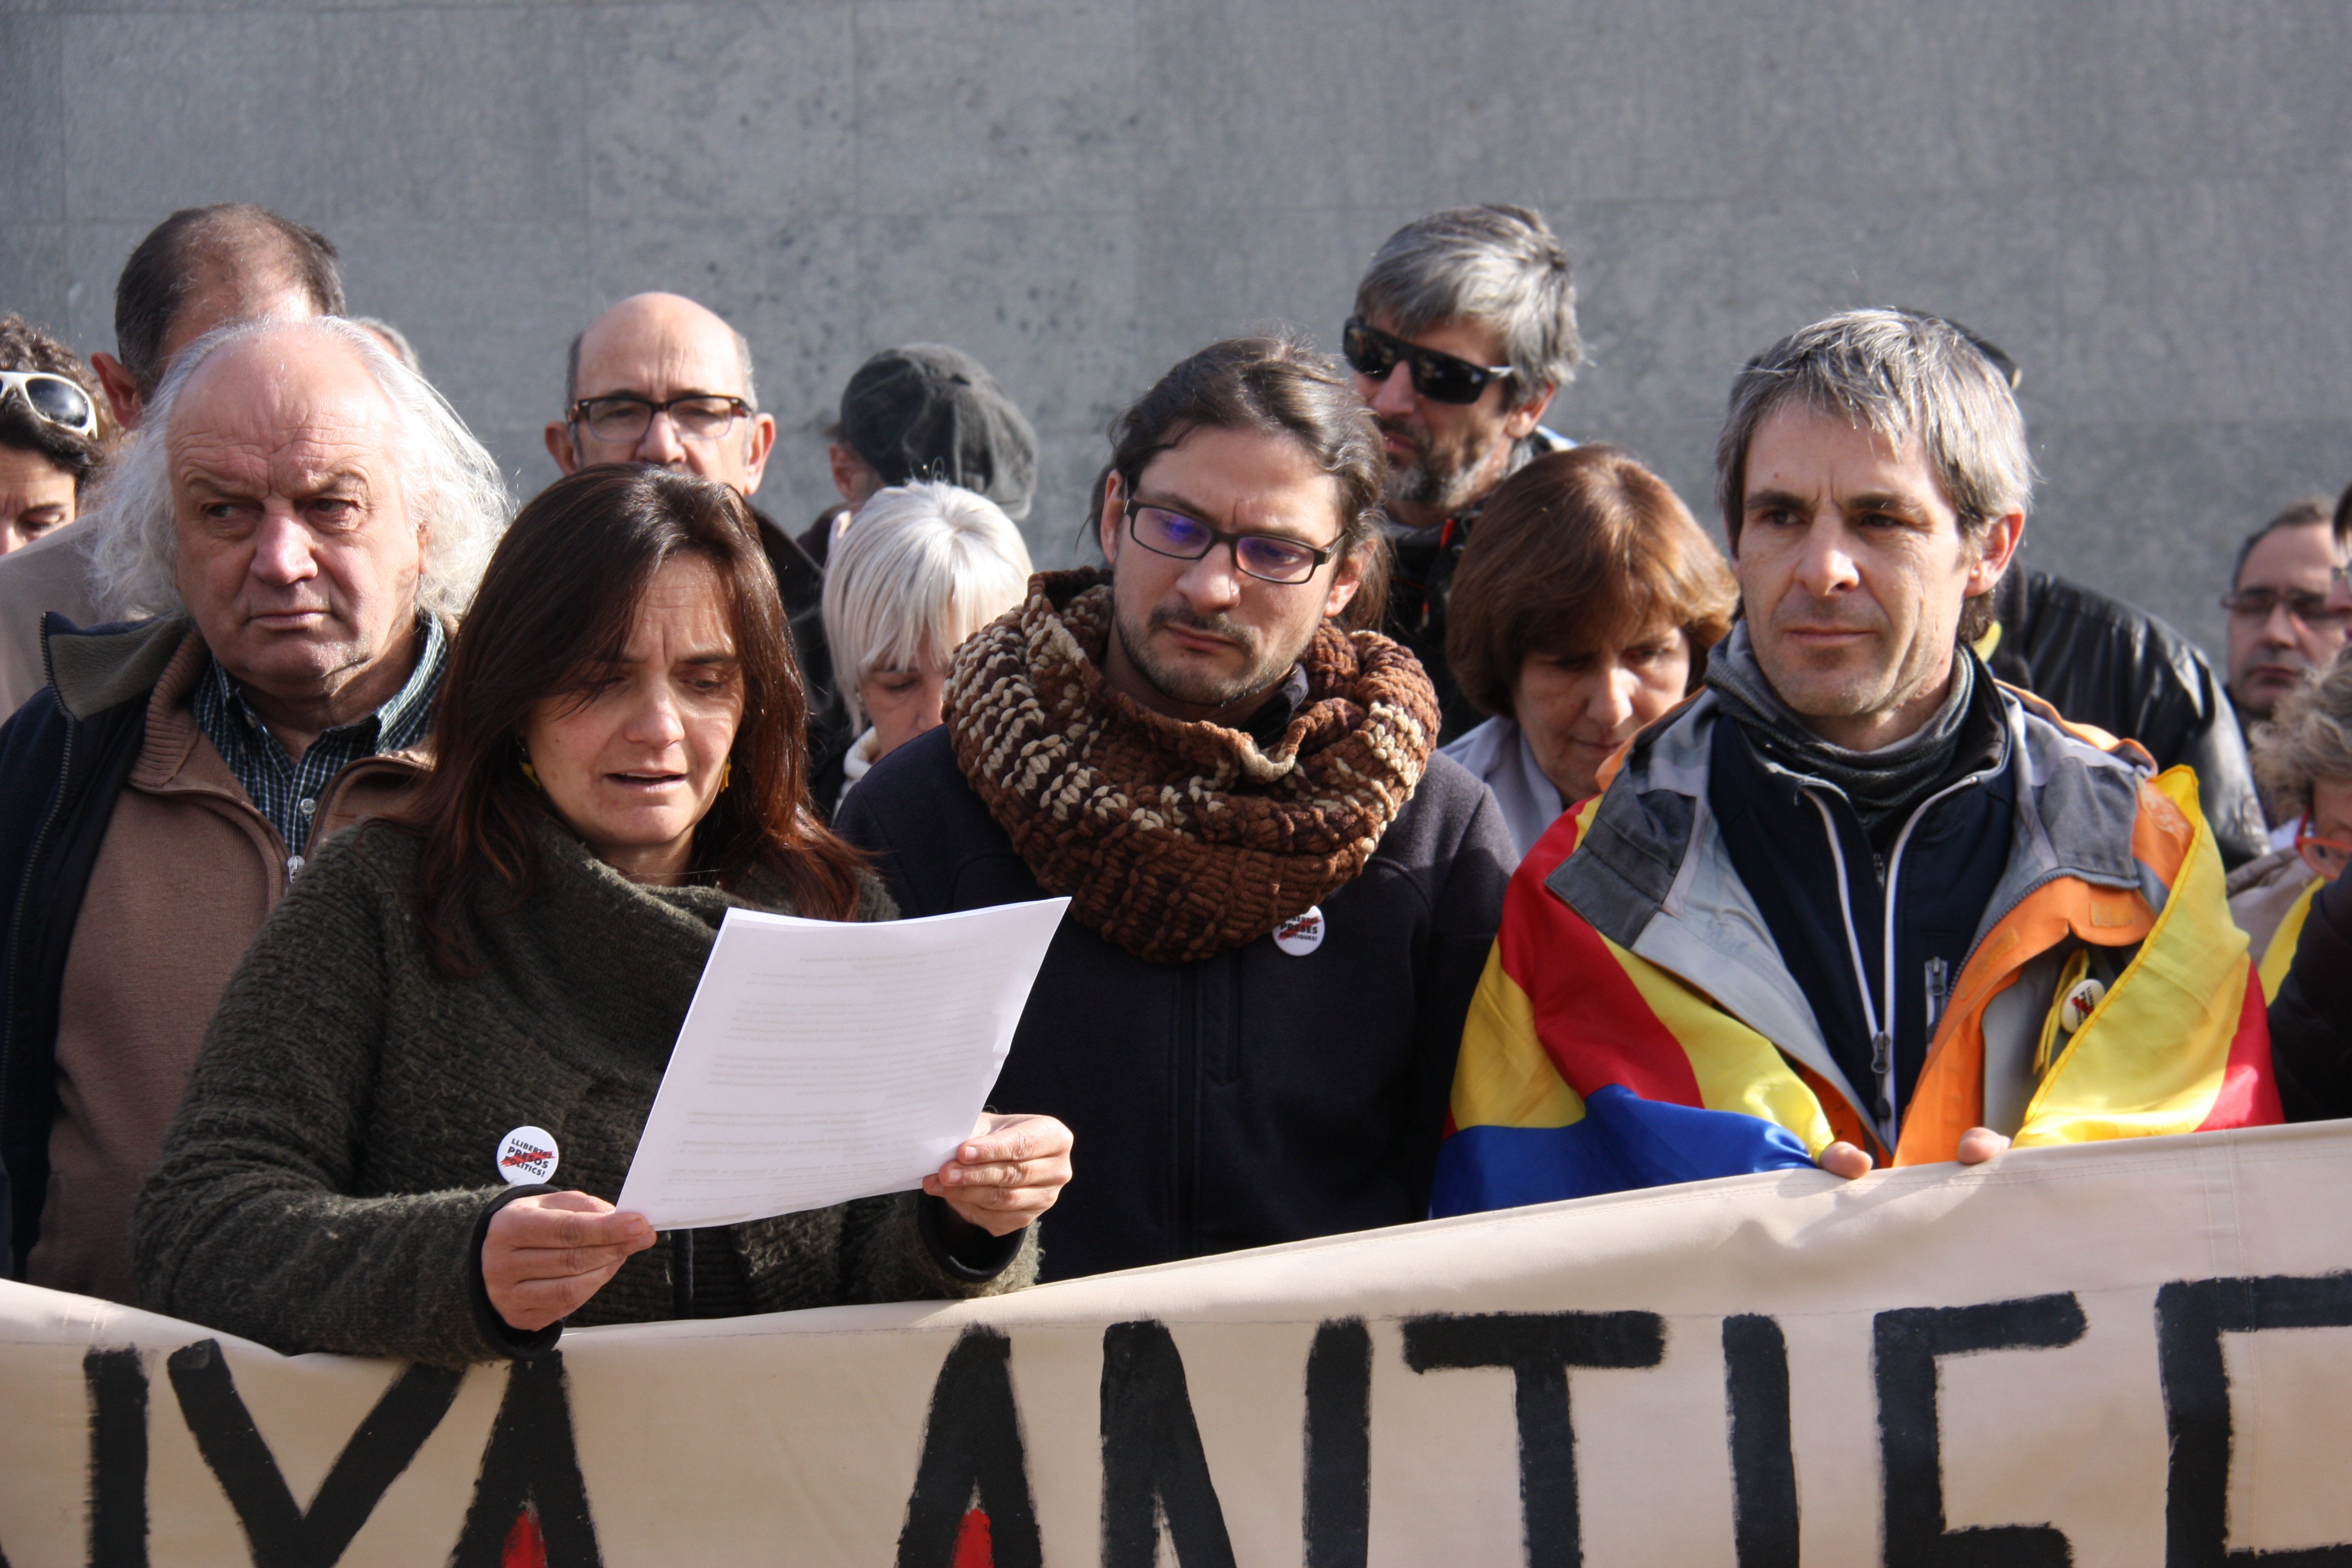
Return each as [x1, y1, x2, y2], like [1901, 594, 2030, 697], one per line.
[1340, 317, 1516, 406]
[2218, 585, 2352, 630]
[0, 371, 99, 438]
[2294, 812, 2352, 881]
[1121, 497, 1339, 585]
[566, 390, 754, 444]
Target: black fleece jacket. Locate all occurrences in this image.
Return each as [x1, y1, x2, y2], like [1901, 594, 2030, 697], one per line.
[836, 726, 1513, 1281]
[2271, 871, 2352, 1122]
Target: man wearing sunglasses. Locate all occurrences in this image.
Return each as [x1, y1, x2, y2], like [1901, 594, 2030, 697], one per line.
[546, 292, 841, 768]
[837, 336, 1513, 1283]
[1343, 204, 1582, 742]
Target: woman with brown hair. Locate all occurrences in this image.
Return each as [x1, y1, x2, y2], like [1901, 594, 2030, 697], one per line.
[1441, 445, 1738, 859]
[133, 465, 1070, 1368]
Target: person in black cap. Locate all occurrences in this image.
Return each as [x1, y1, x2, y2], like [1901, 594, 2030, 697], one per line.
[801, 344, 1040, 567]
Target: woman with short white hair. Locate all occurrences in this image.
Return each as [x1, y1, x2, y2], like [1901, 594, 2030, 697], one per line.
[821, 481, 1033, 809]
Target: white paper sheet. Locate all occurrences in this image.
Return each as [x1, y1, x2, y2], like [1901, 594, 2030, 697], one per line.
[614, 897, 1070, 1228]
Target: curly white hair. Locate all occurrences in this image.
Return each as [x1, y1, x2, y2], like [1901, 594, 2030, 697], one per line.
[86, 316, 512, 620]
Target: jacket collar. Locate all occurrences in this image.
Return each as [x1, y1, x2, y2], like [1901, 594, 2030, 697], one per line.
[1547, 680, 2155, 1112]
[40, 612, 189, 722]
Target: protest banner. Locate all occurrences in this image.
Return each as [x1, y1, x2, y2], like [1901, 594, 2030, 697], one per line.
[3, 1120, 2350, 1567]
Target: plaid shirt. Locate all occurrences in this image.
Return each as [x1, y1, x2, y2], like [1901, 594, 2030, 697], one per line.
[190, 616, 448, 865]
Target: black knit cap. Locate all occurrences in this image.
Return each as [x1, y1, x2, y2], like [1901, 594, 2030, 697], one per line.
[839, 344, 1039, 520]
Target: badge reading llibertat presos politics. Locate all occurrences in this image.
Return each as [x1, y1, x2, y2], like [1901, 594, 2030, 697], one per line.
[1273, 906, 1326, 956]
[495, 1126, 558, 1185]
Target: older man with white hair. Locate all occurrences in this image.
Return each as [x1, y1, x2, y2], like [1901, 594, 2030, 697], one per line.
[0, 315, 508, 1303]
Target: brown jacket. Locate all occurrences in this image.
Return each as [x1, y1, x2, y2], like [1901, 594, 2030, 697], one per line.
[25, 624, 425, 1302]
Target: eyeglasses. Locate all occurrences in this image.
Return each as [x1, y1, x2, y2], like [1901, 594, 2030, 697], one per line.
[568, 392, 751, 444]
[2295, 814, 2352, 881]
[2219, 586, 2352, 630]
[1124, 499, 1336, 585]
[0, 372, 98, 438]
[1340, 317, 1514, 406]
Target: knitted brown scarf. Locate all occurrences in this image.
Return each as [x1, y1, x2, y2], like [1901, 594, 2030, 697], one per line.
[945, 568, 1439, 964]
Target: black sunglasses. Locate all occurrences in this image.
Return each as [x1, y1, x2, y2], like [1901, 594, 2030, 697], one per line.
[1341, 318, 1514, 406]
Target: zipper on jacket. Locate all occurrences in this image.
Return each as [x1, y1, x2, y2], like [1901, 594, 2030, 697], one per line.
[1174, 966, 1201, 1259]
[1806, 772, 1978, 1149]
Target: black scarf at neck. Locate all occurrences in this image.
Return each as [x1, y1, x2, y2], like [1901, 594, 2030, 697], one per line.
[1706, 622, 1986, 850]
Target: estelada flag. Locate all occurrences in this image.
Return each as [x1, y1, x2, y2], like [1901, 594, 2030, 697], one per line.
[1433, 766, 2279, 1216]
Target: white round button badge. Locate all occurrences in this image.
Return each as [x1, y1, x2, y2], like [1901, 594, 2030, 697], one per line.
[1273, 906, 1326, 957]
[2059, 977, 2106, 1034]
[496, 1126, 559, 1186]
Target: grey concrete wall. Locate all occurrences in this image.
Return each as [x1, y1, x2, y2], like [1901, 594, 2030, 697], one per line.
[3, 0, 2348, 660]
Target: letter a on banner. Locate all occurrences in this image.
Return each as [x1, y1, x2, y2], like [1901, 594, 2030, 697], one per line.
[1099, 1320, 1237, 1568]
[451, 1353, 602, 1568]
[896, 1327, 1043, 1568]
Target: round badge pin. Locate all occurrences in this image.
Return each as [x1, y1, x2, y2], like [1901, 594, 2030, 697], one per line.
[1273, 906, 1326, 957]
[495, 1125, 559, 1186]
[2059, 977, 2106, 1034]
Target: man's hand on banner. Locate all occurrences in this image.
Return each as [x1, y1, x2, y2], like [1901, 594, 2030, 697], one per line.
[482, 1191, 658, 1331]
[923, 1112, 1075, 1236]
[1816, 1125, 2013, 1180]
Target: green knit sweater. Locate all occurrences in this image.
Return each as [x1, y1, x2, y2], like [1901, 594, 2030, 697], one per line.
[132, 816, 1039, 1368]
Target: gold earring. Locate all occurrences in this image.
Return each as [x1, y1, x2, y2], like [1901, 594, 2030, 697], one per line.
[720, 760, 733, 792]
[520, 756, 539, 787]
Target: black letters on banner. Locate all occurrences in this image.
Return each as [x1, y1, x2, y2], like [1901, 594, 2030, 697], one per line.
[1304, 1318, 1371, 1568]
[2155, 1270, 2352, 1567]
[1872, 1293, 2086, 1568]
[1099, 1320, 1237, 1568]
[895, 1326, 1044, 1568]
[165, 1339, 462, 1568]
[1722, 1315, 1799, 1568]
[450, 1352, 601, 1568]
[1402, 1310, 1667, 1568]
[85, 1347, 148, 1568]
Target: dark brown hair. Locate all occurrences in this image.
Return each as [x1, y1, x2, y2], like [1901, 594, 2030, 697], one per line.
[407, 464, 864, 974]
[1099, 334, 1391, 629]
[114, 203, 343, 394]
[0, 314, 110, 494]
[1446, 446, 1738, 717]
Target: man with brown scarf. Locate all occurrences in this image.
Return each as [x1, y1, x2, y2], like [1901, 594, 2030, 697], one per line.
[836, 336, 1515, 1281]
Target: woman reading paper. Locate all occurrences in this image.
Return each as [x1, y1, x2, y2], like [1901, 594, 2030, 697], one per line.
[133, 466, 1071, 1367]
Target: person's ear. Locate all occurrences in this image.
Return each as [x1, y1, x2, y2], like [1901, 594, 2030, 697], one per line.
[1321, 543, 1364, 621]
[1963, 510, 2026, 598]
[738, 412, 776, 496]
[1097, 471, 1126, 564]
[1501, 382, 1556, 441]
[90, 353, 143, 432]
[544, 419, 582, 476]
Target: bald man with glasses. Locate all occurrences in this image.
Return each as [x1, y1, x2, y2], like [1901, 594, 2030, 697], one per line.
[547, 292, 840, 763]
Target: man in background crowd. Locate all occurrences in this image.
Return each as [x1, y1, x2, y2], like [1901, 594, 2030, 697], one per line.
[1344, 203, 1582, 742]
[0, 317, 509, 1303]
[803, 344, 1039, 568]
[546, 291, 841, 762]
[0, 316, 111, 556]
[2223, 497, 2347, 733]
[0, 204, 344, 716]
[1935, 322, 2271, 868]
[1436, 309, 2274, 1214]
[839, 335, 1512, 1281]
